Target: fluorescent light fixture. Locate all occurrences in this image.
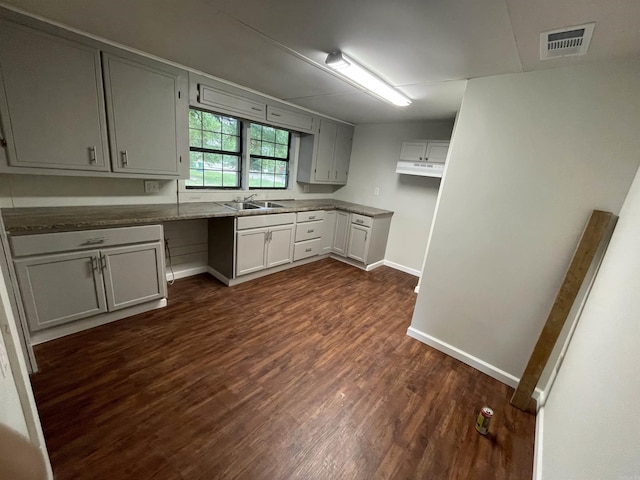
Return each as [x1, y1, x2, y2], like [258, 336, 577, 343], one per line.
[325, 51, 411, 107]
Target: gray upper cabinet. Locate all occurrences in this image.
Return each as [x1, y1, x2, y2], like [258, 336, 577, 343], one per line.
[0, 20, 110, 172]
[103, 53, 188, 177]
[266, 105, 314, 133]
[297, 119, 354, 185]
[197, 83, 266, 122]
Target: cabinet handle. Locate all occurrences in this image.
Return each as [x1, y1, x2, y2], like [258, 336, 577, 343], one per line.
[83, 237, 107, 245]
[100, 254, 107, 271]
[308, 216, 315, 220]
[251, 107, 262, 111]
[90, 256, 98, 272]
[122, 150, 128, 167]
[335, 171, 337, 179]
[272, 113, 281, 117]
[307, 229, 314, 233]
[305, 248, 312, 252]
[356, 219, 364, 224]
[89, 146, 97, 164]
[365, 232, 368, 242]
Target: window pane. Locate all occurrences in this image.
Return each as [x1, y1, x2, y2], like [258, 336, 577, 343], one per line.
[190, 151, 203, 169]
[189, 128, 202, 148]
[222, 134, 238, 152]
[274, 175, 287, 188]
[222, 155, 238, 171]
[249, 172, 261, 188]
[262, 126, 276, 142]
[202, 112, 221, 132]
[261, 142, 275, 157]
[203, 170, 222, 187]
[275, 144, 288, 158]
[275, 129, 289, 144]
[204, 153, 222, 170]
[250, 158, 262, 172]
[203, 131, 221, 150]
[250, 139, 261, 156]
[221, 118, 238, 135]
[274, 160, 288, 174]
[222, 172, 238, 187]
[189, 110, 202, 129]
[250, 124, 262, 139]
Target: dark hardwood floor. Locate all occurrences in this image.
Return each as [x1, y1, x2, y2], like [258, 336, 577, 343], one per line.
[31, 258, 535, 480]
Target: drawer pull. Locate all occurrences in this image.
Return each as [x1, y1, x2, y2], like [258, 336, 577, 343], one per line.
[307, 229, 314, 233]
[356, 219, 364, 224]
[83, 237, 107, 245]
[272, 112, 281, 117]
[251, 106, 262, 111]
[305, 248, 312, 252]
[308, 216, 316, 220]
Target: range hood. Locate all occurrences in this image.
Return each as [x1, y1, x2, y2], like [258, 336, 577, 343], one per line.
[395, 161, 444, 177]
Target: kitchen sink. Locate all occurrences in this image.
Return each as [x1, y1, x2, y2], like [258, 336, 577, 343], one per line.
[250, 201, 284, 209]
[223, 202, 262, 210]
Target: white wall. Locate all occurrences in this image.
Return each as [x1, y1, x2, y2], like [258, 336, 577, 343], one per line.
[410, 59, 640, 383]
[334, 121, 455, 273]
[0, 327, 27, 436]
[539, 163, 640, 480]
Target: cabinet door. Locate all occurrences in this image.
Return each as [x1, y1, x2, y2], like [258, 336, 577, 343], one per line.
[266, 106, 314, 133]
[199, 85, 266, 122]
[236, 228, 268, 276]
[399, 141, 428, 161]
[321, 211, 336, 254]
[314, 120, 337, 182]
[347, 224, 371, 263]
[0, 20, 109, 172]
[266, 225, 294, 268]
[333, 124, 353, 184]
[425, 141, 450, 164]
[14, 250, 107, 331]
[332, 211, 350, 257]
[103, 53, 186, 176]
[101, 242, 166, 312]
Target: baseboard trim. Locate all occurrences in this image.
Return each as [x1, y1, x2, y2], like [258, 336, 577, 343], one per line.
[533, 406, 544, 480]
[414, 285, 420, 294]
[30, 299, 167, 345]
[166, 265, 208, 281]
[383, 260, 421, 277]
[365, 259, 385, 271]
[406, 326, 543, 401]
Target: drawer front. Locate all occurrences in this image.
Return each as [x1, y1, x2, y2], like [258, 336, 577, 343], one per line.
[236, 213, 296, 230]
[351, 213, 373, 228]
[293, 238, 321, 261]
[295, 220, 324, 242]
[296, 210, 325, 223]
[11, 225, 164, 257]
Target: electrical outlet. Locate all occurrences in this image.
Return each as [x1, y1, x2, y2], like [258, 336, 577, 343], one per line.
[374, 187, 380, 196]
[144, 180, 160, 193]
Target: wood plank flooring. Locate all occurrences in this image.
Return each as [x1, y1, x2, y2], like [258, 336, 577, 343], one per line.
[31, 259, 535, 480]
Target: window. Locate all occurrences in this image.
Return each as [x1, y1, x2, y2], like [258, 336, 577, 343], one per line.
[249, 123, 290, 189]
[187, 109, 241, 188]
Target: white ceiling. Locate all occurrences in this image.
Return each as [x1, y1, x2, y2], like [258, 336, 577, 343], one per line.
[1, 0, 639, 124]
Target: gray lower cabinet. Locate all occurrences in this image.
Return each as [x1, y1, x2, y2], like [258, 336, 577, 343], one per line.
[347, 224, 370, 263]
[11, 225, 166, 332]
[345, 213, 393, 266]
[332, 211, 350, 256]
[235, 215, 295, 277]
[0, 19, 110, 172]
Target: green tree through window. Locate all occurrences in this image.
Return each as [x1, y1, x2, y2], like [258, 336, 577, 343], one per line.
[249, 124, 290, 189]
[187, 109, 241, 188]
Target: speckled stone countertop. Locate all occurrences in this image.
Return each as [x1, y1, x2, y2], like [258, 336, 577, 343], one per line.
[1, 199, 393, 234]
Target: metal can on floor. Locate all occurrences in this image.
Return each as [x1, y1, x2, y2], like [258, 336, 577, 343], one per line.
[475, 406, 493, 435]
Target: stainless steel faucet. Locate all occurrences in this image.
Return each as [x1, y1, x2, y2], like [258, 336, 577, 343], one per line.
[243, 193, 257, 202]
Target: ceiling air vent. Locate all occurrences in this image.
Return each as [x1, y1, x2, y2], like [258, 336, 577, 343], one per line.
[540, 23, 595, 60]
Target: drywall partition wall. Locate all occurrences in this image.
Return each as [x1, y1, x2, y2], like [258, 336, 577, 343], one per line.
[333, 121, 455, 273]
[409, 59, 640, 384]
[539, 164, 640, 479]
